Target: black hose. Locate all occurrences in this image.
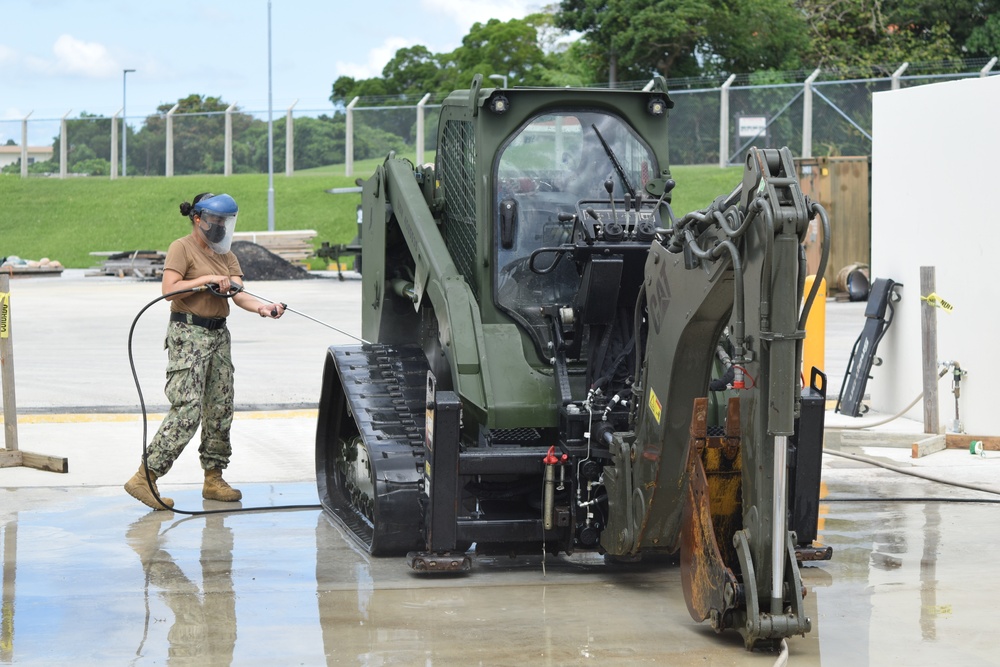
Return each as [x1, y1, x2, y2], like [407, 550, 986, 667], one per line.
[128, 286, 321, 516]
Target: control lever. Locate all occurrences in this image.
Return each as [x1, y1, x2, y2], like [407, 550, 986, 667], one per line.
[623, 192, 632, 237]
[604, 179, 618, 240]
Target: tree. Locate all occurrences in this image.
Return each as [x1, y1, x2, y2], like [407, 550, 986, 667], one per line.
[382, 45, 443, 94]
[556, 0, 624, 83]
[47, 112, 114, 175]
[702, 0, 809, 74]
[448, 17, 554, 87]
[796, 0, 961, 71]
[967, 14, 1000, 58]
[558, 0, 722, 83]
[331, 15, 570, 101]
[130, 95, 262, 176]
[886, 0, 1000, 56]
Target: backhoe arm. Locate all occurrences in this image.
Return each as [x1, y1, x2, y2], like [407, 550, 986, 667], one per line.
[616, 147, 829, 649]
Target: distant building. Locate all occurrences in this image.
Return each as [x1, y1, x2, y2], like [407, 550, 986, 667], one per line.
[0, 145, 55, 169]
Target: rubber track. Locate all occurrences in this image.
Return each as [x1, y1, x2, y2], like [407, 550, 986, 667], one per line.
[322, 344, 429, 555]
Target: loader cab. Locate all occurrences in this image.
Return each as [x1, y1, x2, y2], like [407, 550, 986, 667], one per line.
[493, 109, 659, 360]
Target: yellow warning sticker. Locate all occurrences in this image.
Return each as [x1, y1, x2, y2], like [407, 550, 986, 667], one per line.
[0, 292, 9, 339]
[648, 387, 662, 424]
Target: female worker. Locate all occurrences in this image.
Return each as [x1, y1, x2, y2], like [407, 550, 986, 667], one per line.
[125, 192, 285, 510]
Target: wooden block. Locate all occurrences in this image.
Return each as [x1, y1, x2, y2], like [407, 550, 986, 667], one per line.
[21, 451, 69, 473]
[911, 434, 946, 458]
[0, 450, 23, 467]
[945, 434, 1000, 451]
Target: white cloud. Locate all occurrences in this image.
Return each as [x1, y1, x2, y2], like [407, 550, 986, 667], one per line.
[0, 44, 17, 66]
[50, 34, 118, 78]
[1, 106, 27, 121]
[335, 37, 411, 80]
[420, 0, 543, 27]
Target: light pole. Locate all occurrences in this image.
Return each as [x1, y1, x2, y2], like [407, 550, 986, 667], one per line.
[122, 69, 135, 177]
[488, 74, 508, 88]
[267, 0, 275, 231]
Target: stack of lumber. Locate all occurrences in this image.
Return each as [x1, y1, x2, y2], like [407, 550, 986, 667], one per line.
[231, 230, 317, 265]
[88, 250, 165, 279]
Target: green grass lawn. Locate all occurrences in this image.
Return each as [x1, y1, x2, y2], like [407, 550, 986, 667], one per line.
[0, 162, 741, 269]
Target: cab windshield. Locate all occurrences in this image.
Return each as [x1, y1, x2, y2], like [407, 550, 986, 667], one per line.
[493, 110, 657, 357]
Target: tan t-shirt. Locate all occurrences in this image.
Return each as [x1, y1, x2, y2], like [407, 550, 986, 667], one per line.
[164, 234, 243, 319]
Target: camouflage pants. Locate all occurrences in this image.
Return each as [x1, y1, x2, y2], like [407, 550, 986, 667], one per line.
[146, 321, 235, 477]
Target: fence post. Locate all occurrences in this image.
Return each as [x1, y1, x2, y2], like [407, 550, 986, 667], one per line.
[891, 62, 909, 90]
[59, 110, 71, 179]
[110, 108, 121, 180]
[719, 74, 736, 167]
[980, 57, 997, 77]
[801, 69, 821, 159]
[19, 112, 31, 179]
[416, 93, 432, 166]
[225, 101, 237, 176]
[165, 103, 180, 177]
[286, 99, 298, 176]
[345, 96, 359, 177]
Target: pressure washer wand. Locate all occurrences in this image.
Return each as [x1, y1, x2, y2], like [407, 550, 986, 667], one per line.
[238, 287, 371, 345]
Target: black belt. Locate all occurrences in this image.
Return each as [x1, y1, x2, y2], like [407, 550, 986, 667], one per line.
[170, 312, 227, 330]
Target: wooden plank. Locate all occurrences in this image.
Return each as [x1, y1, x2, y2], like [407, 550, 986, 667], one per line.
[920, 267, 939, 435]
[233, 230, 317, 244]
[945, 434, 1000, 451]
[21, 451, 69, 473]
[1, 273, 19, 453]
[911, 434, 946, 458]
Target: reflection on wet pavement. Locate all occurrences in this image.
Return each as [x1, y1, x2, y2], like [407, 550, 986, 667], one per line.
[2, 477, 999, 665]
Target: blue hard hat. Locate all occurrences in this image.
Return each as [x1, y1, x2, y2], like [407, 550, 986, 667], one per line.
[193, 193, 238, 217]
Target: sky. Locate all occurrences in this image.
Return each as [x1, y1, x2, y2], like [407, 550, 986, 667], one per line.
[0, 0, 545, 144]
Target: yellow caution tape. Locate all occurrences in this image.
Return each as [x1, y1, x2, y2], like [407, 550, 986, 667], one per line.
[0, 291, 9, 338]
[921, 292, 954, 313]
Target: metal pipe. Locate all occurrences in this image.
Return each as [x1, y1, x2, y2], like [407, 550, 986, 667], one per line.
[238, 287, 370, 344]
[891, 62, 909, 90]
[267, 0, 275, 232]
[771, 434, 788, 614]
[801, 69, 821, 159]
[719, 73, 736, 168]
[122, 69, 135, 177]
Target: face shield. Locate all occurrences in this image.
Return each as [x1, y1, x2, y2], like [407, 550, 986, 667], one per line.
[198, 212, 237, 253]
[192, 194, 239, 254]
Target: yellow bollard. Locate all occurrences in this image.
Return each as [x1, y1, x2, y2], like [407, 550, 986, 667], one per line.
[802, 275, 826, 382]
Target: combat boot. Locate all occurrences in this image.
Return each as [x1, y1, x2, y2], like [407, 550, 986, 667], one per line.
[124, 465, 175, 510]
[203, 468, 242, 502]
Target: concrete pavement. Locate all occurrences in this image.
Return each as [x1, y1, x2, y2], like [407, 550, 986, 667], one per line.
[3, 270, 1000, 666]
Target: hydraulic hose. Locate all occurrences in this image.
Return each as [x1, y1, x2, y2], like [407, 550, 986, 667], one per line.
[128, 284, 321, 516]
[797, 200, 831, 333]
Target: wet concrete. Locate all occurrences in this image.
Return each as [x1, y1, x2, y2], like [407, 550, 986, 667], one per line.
[3, 273, 1000, 665]
[2, 484, 778, 666]
[4, 465, 1000, 665]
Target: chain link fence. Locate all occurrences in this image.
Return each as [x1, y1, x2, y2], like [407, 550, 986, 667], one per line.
[2, 61, 995, 178]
